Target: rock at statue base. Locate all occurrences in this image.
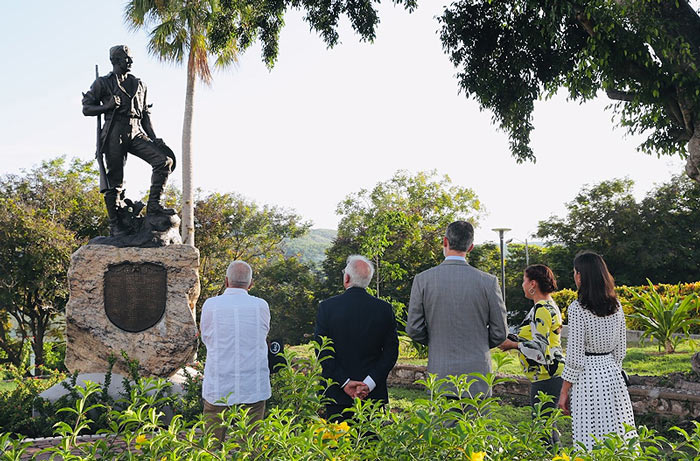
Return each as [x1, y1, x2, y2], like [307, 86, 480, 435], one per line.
[65, 244, 200, 378]
[35, 369, 197, 424]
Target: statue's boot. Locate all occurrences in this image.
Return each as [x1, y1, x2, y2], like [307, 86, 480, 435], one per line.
[104, 190, 131, 237]
[146, 173, 176, 216]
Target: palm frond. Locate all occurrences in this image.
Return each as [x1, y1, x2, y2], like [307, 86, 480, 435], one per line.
[148, 18, 188, 63]
[191, 34, 212, 84]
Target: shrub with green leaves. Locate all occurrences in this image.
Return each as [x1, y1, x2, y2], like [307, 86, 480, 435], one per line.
[3, 340, 700, 460]
[0, 364, 64, 437]
[626, 281, 700, 353]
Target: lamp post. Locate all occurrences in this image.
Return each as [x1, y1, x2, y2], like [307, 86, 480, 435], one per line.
[492, 227, 511, 302]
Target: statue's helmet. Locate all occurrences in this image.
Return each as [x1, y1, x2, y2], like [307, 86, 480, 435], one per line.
[109, 45, 131, 63]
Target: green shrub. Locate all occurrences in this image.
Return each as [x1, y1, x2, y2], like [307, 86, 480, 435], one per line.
[3, 341, 700, 460]
[0, 364, 64, 436]
[553, 281, 700, 334]
[551, 288, 577, 321]
[43, 342, 66, 372]
[626, 281, 700, 353]
[619, 282, 700, 333]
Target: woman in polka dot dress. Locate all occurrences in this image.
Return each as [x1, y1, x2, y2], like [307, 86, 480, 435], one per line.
[557, 251, 636, 450]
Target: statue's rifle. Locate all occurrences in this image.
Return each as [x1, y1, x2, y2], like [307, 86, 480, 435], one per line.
[94, 64, 111, 192]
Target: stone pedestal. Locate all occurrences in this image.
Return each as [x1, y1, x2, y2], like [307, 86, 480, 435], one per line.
[65, 244, 200, 378]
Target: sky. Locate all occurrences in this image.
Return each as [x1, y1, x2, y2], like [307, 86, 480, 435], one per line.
[0, 1, 687, 244]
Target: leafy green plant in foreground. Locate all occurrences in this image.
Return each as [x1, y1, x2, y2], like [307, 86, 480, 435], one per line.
[2, 339, 699, 459]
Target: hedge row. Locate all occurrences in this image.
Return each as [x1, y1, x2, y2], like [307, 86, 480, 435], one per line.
[551, 282, 700, 333]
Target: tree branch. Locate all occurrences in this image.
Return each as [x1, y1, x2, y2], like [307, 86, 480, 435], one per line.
[606, 89, 635, 102]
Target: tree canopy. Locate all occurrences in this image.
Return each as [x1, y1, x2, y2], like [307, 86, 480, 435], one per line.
[537, 175, 700, 286]
[322, 170, 483, 307]
[439, 0, 700, 180]
[209, 0, 417, 68]
[0, 158, 106, 368]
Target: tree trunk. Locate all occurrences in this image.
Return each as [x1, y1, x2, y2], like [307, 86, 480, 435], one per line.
[181, 49, 196, 246]
[665, 339, 675, 354]
[32, 327, 45, 371]
[685, 120, 700, 182]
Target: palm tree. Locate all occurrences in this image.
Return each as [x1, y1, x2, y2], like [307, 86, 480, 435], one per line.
[125, 0, 239, 246]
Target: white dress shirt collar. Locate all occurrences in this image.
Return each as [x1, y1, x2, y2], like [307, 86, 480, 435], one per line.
[223, 287, 249, 295]
[444, 255, 467, 262]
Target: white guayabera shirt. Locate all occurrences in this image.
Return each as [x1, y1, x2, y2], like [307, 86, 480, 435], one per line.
[201, 288, 271, 406]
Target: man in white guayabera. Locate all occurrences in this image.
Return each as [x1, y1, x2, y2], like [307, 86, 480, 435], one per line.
[200, 260, 271, 442]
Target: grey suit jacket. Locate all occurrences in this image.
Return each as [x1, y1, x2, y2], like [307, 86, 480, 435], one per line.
[406, 259, 508, 397]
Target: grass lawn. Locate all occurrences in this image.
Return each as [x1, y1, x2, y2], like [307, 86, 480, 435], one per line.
[388, 387, 573, 447]
[622, 342, 697, 376]
[395, 340, 697, 377]
[289, 338, 697, 376]
[0, 380, 16, 393]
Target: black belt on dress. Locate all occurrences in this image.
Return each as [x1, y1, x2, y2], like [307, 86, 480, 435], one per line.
[584, 351, 612, 356]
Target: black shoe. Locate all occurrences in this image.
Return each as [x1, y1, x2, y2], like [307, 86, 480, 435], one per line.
[147, 201, 176, 216]
[109, 223, 131, 238]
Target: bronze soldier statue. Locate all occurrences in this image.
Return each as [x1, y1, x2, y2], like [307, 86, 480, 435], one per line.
[82, 45, 176, 237]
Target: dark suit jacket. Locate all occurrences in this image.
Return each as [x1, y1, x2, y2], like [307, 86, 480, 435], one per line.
[314, 286, 399, 407]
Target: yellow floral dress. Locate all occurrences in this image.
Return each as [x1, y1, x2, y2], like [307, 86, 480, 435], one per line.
[515, 299, 565, 382]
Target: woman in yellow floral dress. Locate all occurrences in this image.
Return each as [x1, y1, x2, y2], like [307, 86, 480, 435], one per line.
[499, 264, 565, 444]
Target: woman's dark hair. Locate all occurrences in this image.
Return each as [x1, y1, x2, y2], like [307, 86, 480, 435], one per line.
[524, 264, 558, 294]
[573, 251, 618, 316]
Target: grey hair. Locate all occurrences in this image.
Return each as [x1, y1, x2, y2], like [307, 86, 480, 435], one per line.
[344, 255, 374, 288]
[226, 260, 252, 288]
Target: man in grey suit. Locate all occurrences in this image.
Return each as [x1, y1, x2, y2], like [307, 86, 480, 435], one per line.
[406, 221, 508, 398]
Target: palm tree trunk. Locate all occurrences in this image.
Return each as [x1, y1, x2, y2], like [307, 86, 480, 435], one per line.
[665, 339, 675, 354]
[181, 49, 196, 246]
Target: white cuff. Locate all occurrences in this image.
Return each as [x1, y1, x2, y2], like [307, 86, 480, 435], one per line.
[341, 378, 350, 388]
[363, 375, 376, 392]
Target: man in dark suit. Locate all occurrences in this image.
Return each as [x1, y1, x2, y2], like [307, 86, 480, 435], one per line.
[315, 255, 399, 421]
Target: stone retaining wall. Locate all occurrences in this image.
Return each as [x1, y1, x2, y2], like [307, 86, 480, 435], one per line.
[387, 364, 700, 419]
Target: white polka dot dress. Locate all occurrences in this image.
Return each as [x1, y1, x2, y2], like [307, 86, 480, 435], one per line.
[562, 300, 637, 450]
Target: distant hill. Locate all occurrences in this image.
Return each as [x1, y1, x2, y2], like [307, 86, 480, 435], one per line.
[283, 229, 336, 267]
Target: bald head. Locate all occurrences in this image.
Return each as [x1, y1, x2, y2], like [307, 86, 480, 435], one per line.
[226, 261, 253, 289]
[343, 255, 374, 289]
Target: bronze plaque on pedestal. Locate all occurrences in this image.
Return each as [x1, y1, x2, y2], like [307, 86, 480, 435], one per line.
[104, 262, 167, 332]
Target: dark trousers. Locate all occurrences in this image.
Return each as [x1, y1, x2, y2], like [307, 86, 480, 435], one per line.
[530, 375, 563, 446]
[324, 401, 386, 423]
[104, 121, 171, 191]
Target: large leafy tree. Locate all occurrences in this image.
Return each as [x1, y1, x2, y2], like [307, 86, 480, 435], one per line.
[0, 158, 106, 368]
[125, 0, 241, 246]
[322, 170, 483, 308]
[209, 0, 417, 66]
[537, 178, 641, 284]
[439, 1, 700, 181]
[537, 175, 700, 286]
[194, 191, 310, 310]
[193, 192, 319, 348]
[635, 174, 700, 282]
[250, 256, 319, 345]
